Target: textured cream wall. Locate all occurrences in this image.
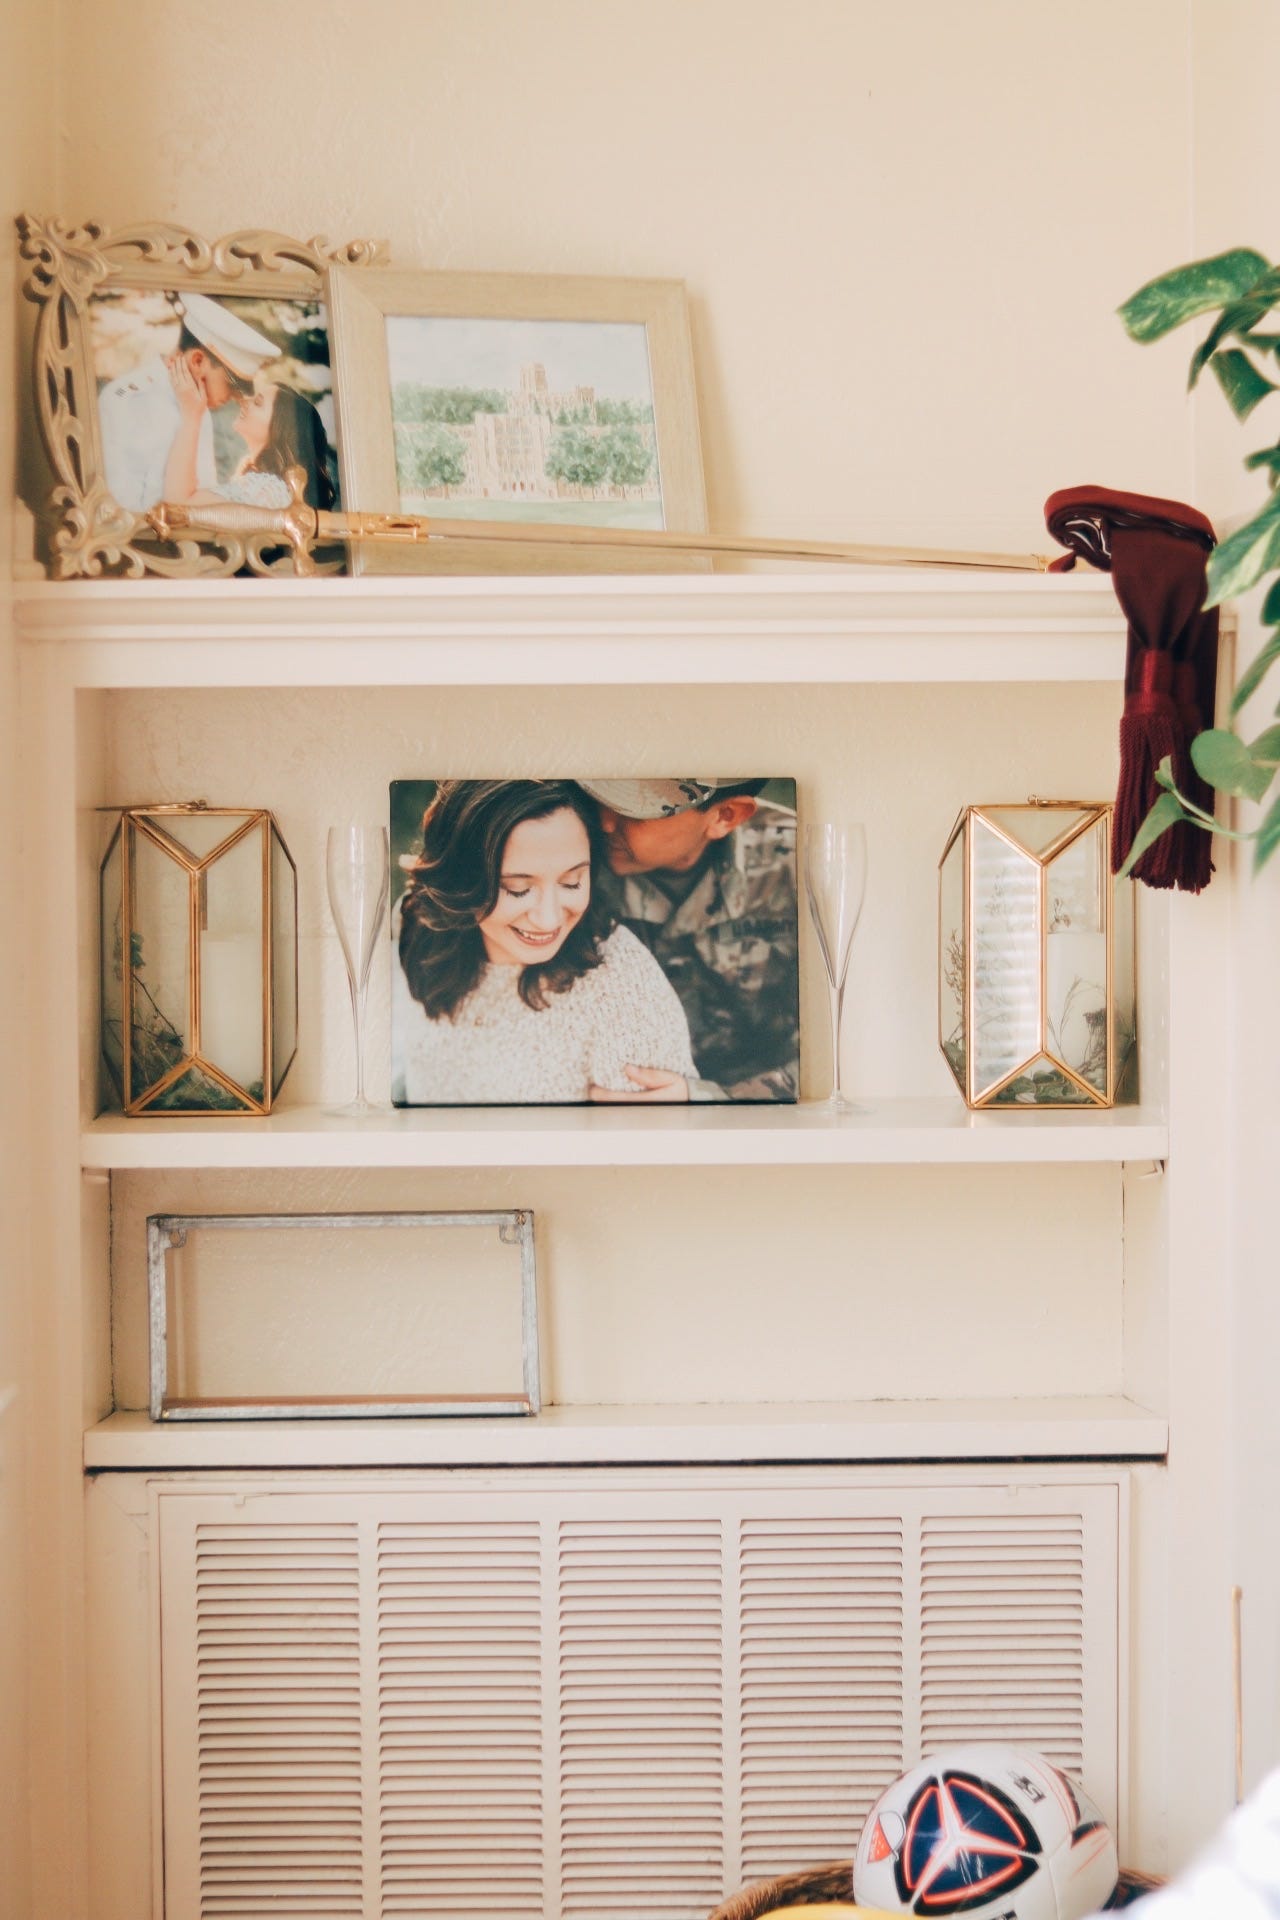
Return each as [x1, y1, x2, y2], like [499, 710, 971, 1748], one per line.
[111, 1164, 1125, 1410]
[1, 6, 55, 1913]
[54, 0, 1198, 550]
[1187, 0, 1280, 1797]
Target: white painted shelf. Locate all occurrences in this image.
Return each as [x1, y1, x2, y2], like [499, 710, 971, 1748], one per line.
[81, 1098, 1168, 1169]
[83, 1396, 1168, 1470]
[14, 568, 1130, 687]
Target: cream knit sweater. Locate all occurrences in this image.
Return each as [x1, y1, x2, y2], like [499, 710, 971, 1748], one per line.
[396, 924, 696, 1105]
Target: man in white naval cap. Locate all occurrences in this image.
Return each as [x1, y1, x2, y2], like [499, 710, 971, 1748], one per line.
[576, 779, 799, 1103]
[97, 292, 281, 511]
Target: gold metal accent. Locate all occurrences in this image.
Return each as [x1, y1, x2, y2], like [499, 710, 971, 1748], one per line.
[150, 466, 1053, 577]
[938, 800, 1137, 1111]
[102, 804, 297, 1116]
[17, 214, 384, 579]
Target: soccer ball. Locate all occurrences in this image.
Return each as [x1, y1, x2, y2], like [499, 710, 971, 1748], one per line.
[853, 1745, 1118, 1919]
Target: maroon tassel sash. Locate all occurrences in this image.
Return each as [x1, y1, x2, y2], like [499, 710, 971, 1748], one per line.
[1044, 486, 1218, 892]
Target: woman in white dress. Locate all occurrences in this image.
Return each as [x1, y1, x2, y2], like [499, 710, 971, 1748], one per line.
[162, 361, 336, 509]
[395, 781, 696, 1105]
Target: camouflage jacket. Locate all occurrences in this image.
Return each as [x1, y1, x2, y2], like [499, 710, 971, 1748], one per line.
[596, 813, 798, 1101]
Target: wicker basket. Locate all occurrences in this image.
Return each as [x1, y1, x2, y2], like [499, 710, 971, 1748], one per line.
[705, 1861, 1166, 1918]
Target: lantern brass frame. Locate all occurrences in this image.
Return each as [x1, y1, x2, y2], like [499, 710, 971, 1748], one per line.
[938, 799, 1135, 1111]
[16, 213, 383, 578]
[147, 1209, 541, 1421]
[103, 804, 297, 1116]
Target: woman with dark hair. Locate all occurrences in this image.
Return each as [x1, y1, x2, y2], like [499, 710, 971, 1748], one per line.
[394, 781, 695, 1105]
[163, 364, 337, 510]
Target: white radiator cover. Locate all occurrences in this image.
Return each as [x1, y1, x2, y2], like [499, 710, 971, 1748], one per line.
[154, 1470, 1123, 1919]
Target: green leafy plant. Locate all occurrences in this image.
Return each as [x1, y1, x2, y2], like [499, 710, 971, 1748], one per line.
[1118, 248, 1280, 872]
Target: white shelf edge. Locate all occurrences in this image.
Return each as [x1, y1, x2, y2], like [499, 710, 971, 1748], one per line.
[80, 1099, 1169, 1169]
[83, 1396, 1169, 1471]
[14, 569, 1136, 687]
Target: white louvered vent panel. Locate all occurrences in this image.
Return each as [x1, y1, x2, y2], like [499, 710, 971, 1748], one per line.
[155, 1475, 1122, 1919]
[920, 1512, 1089, 1776]
[376, 1519, 543, 1916]
[558, 1518, 725, 1919]
[192, 1522, 365, 1920]
[739, 1517, 905, 1880]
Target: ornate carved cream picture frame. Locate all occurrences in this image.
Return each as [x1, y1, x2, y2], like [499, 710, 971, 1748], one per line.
[16, 214, 383, 578]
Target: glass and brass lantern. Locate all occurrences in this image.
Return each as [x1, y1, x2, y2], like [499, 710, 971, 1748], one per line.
[100, 805, 298, 1115]
[938, 800, 1136, 1109]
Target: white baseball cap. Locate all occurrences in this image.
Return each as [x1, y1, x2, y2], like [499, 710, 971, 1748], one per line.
[178, 293, 281, 380]
[577, 779, 738, 819]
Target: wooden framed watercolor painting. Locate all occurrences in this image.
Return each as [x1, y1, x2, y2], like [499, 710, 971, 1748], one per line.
[330, 268, 707, 573]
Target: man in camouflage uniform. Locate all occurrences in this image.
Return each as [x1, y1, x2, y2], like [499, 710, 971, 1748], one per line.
[578, 779, 798, 1102]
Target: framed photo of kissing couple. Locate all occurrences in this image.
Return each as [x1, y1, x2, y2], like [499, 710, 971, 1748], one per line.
[16, 213, 383, 578]
[390, 776, 799, 1107]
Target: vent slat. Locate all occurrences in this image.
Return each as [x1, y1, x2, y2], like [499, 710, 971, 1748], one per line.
[739, 1520, 905, 1881]
[373, 1521, 543, 1916]
[188, 1521, 366, 1914]
[919, 1510, 1088, 1768]
[559, 1518, 724, 1915]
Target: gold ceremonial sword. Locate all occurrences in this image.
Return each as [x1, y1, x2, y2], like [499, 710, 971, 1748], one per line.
[148, 467, 1054, 576]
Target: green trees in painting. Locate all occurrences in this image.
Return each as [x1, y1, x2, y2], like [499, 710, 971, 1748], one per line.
[394, 420, 467, 492]
[545, 423, 655, 490]
[601, 423, 653, 487]
[545, 425, 608, 489]
[393, 383, 504, 424]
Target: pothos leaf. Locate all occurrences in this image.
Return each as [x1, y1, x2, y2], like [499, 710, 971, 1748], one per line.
[1233, 631, 1280, 714]
[1205, 490, 1280, 606]
[1209, 348, 1278, 420]
[1253, 790, 1280, 871]
[1188, 277, 1280, 386]
[1117, 791, 1187, 878]
[1119, 249, 1273, 343]
[1190, 726, 1275, 801]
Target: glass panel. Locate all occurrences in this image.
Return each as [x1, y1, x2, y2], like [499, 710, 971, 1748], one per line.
[970, 815, 1040, 1097]
[143, 809, 254, 862]
[200, 822, 265, 1100]
[986, 1052, 1099, 1107]
[271, 824, 298, 1097]
[1113, 871, 1138, 1100]
[100, 825, 124, 1101]
[1044, 820, 1109, 1093]
[983, 805, 1091, 857]
[140, 1064, 256, 1113]
[129, 822, 191, 1101]
[166, 1222, 523, 1403]
[939, 826, 967, 1093]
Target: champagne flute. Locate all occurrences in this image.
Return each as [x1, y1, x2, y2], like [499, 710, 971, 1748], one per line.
[803, 822, 868, 1113]
[325, 822, 389, 1115]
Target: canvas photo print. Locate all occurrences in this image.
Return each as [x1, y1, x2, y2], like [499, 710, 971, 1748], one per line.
[88, 286, 340, 516]
[390, 778, 799, 1106]
[386, 316, 664, 530]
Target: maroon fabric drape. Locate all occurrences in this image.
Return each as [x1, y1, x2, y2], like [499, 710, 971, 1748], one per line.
[1044, 485, 1218, 891]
